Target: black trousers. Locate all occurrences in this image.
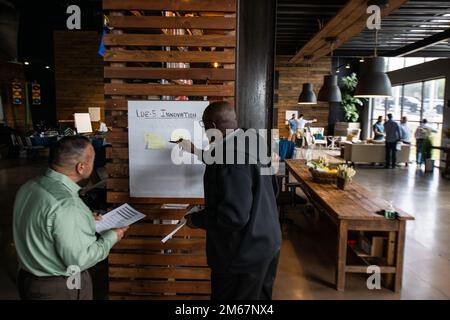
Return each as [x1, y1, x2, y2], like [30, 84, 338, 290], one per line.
[211, 251, 280, 300]
[17, 269, 93, 300]
[385, 142, 397, 168]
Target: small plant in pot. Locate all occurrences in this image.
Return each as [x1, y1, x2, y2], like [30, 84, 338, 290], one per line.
[336, 164, 356, 190]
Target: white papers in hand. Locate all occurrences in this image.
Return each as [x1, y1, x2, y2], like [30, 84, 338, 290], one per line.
[95, 203, 145, 234]
[161, 217, 187, 243]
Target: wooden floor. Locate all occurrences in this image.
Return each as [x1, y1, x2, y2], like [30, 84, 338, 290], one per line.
[0, 155, 449, 299]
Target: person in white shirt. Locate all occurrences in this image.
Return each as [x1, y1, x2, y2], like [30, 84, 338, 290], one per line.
[414, 118, 438, 165]
[296, 114, 317, 148]
[296, 114, 317, 130]
[400, 116, 412, 144]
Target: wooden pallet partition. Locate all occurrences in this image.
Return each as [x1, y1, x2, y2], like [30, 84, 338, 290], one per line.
[103, 0, 236, 300]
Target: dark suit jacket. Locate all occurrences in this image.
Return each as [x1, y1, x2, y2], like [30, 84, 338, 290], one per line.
[189, 130, 281, 273]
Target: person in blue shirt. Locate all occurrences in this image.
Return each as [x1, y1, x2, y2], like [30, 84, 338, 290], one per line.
[373, 115, 385, 141]
[287, 114, 298, 142]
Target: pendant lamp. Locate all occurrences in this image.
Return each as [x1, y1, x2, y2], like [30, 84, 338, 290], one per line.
[298, 57, 317, 105]
[354, 29, 392, 98]
[318, 37, 342, 103]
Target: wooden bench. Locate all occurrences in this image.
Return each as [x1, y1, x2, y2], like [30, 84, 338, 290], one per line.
[285, 159, 414, 292]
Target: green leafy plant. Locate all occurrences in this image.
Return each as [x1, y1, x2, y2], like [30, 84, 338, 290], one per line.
[340, 73, 364, 122]
[422, 136, 433, 160]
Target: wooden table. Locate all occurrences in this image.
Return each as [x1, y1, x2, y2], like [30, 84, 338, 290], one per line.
[285, 160, 414, 292]
[432, 146, 450, 179]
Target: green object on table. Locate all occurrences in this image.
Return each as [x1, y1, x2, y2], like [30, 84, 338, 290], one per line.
[384, 201, 397, 220]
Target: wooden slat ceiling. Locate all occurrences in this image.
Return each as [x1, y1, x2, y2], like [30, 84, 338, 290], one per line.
[276, 0, 450, 58]
[336, 0, 450, 57]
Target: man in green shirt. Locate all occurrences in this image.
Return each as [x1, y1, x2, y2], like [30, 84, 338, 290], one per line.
[13, 136, 128, 300]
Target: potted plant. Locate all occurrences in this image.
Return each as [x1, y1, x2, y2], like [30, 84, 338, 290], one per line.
[423, 134, 434, 172]
[341, 73, 364, 122]
[336, 164, 356, 190]
[335, 73, 364, 136]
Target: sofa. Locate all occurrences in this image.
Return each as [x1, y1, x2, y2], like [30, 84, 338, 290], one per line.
[342, 142, 410, 165]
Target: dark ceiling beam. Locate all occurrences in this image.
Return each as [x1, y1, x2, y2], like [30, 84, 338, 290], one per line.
[384, 28, 450, 56]
[276, 11, 337, 15]
[277, 21, 450, 27]
[389, 9, 450, 14]
[332, 49, 450, 57]
[384, 16, 450, 20]
[399, 1, 450, 6]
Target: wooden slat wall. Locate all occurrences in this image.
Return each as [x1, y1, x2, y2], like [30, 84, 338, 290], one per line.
[275, 56, 331, 138]
[54, 31, 105, 122]
[103, 0, 236, 300]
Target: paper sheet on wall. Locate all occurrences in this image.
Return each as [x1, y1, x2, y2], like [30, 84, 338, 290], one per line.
[74, 113, 92, 133]
[88, 107, 101, 122]
[128, 101, 209, 198]
[95, 203, 145, 234]
[285, 110, 298, 125]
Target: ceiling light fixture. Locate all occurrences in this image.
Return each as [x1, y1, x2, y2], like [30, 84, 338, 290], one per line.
[318, 37, 342, 103]
[354, 21, 392, 98]
[298, 55, 317, 105]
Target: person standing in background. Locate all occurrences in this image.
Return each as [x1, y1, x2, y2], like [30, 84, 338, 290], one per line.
[384, 113, 402, 169]
[287, 113, 298, 142]
[415, 119, 438, 165]
[373, 116, 385, 141]
[400, 116, 412, 144]
[296, 114, 317, 148]
[296, 114, 317, 131]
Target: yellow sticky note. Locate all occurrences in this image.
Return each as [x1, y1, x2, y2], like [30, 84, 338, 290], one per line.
[144, 133, 165, 149]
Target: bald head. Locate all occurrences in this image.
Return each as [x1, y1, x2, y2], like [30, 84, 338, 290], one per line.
[202, 101, 238, 135]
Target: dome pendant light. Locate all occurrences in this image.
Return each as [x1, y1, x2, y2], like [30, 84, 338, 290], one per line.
[354, 29, 392, 98]
[298, 56, 317, 105]
[318, 37, 342, 103]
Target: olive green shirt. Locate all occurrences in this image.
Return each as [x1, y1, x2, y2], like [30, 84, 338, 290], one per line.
[13, 168, 118, 276]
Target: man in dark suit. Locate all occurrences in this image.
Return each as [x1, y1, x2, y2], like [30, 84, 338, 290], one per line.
[178, 101, 281, 300]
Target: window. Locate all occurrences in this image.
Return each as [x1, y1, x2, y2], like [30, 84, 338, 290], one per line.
[404, 57, 425, 68]
[386, 58, 405, 72]
[370, 78, 446, 162]
[423, 78, 445, 159]
[386, 86, 402, 120]
[385, 57, 440, 72]
[403, 82, 422, 122]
